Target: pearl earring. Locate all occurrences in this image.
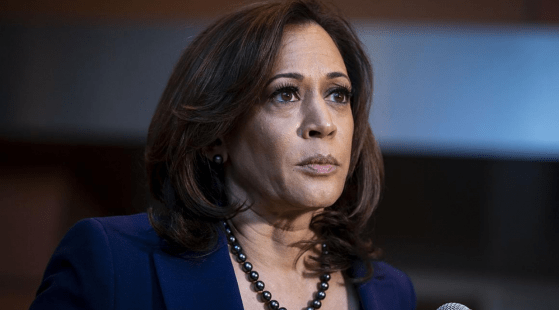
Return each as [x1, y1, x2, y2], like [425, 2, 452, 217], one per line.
[213, 155, 223, 164]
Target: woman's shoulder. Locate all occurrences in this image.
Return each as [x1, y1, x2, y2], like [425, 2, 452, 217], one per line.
[372, 261, 413, 283]
[56, 213, 165, 267]
[70, 213, 160, 246]
[353, 260, 417, 310]
[30, 213, 165, 309]
[75, 212, 151, 232]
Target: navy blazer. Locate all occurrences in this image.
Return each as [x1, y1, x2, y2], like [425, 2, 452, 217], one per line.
[30, 213, 416, 309]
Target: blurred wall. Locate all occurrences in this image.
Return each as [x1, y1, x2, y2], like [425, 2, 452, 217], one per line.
[1, 0, 558, 309]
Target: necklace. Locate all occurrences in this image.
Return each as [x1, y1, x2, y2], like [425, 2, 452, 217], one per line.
[223, 222, 331, 310]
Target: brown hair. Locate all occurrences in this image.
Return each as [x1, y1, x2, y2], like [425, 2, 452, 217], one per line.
[145, 0, 384, 279]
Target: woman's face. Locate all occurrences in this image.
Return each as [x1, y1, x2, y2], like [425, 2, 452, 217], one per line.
[224, 23, 354, 218]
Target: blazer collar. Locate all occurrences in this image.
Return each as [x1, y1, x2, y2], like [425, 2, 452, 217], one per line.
[153, 233, 244, 310]
[153, 230, 385, 310]
[352, 260, 388, 310]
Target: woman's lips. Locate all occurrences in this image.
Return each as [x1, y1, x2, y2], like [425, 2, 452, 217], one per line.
[306, 164, 335, 173]
[296, 154, 339, 175]
[298, 163, 337, 175]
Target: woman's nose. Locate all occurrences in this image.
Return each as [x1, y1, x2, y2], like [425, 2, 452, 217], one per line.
[300, 96, 337, 139]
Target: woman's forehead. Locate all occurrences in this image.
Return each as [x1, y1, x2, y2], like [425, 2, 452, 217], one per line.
[272, 23, 347, 76]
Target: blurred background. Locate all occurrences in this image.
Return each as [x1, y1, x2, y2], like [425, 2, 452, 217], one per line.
[1, 0, 558, 309]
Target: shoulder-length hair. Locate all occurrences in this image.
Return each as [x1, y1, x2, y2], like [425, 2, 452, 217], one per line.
[145, 0, 384, 279]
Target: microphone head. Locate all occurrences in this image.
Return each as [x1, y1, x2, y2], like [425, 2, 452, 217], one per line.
[436, 303, 470, 310]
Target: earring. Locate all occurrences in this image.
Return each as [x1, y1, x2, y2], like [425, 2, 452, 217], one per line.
[213, 155, 223, 165]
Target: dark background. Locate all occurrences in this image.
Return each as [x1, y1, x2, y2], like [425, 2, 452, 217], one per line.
[1, 0, 558, 309]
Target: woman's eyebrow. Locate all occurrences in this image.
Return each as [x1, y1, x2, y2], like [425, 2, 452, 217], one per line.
[327, 71, 349, 81]
[266, 73, 303, 86]
[266, 71, 349, 86]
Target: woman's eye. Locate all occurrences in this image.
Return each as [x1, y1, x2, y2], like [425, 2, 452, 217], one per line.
[279, 91, 295, 102]
[327, 88, 350, 104]
[271, 87, 299, 103]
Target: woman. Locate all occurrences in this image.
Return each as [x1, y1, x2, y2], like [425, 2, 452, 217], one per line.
[30, 0, 415, 309]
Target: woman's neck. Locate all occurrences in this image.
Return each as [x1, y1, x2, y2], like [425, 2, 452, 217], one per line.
[228, 207, 319, 273]
[227, 207, 360, 310]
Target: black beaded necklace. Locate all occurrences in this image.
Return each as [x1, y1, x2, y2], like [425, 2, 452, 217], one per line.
[223, 221, 331, 310]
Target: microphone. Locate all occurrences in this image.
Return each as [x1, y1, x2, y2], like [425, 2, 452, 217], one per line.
[436, 303, 471, 310]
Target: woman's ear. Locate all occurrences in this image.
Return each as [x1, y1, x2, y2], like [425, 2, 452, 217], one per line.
[204, 138, 228, 164]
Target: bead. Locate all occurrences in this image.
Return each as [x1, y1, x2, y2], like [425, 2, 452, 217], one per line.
[213, 154, 223, 164]
[254, 280, 265, 291]
[231, 244, 242, 254]
[226, 224, 330, 310]
[249, 271, 259, 281]
[262, 291, 272, 301]
[242, 262, 252, 272]
[237, 253, 247, 262]
[269, 300, 280, 310]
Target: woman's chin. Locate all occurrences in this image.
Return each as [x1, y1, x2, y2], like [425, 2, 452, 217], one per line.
[288, 174, 346, 207]
[283, 185, 343, 210]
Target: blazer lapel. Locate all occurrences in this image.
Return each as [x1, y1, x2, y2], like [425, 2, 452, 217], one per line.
[352, 260, 387, 310]
[153, 236, 244, 310]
